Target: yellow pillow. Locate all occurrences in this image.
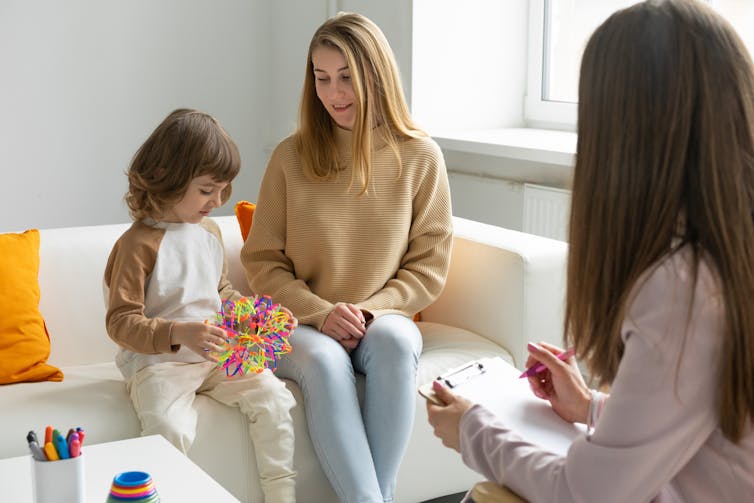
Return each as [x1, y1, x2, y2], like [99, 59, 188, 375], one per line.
[0, 229, 63, 384]
[234, 200, 256, 242]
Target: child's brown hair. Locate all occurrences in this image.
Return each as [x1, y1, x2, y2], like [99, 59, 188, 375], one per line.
[125, 108, 241, 221]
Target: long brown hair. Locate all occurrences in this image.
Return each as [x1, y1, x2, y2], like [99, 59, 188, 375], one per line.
[296, 12, 424, 193]
[567, 0, 754, 442]
[126, 108, 240, 221]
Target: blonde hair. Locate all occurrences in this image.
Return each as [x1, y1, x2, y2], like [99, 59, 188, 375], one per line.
[567, 0, 754, 442]
[296, 12, 424, 193]
[125, 109, 240, 221]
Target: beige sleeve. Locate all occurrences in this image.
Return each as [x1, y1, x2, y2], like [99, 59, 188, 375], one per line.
[104, 223, 176, 354]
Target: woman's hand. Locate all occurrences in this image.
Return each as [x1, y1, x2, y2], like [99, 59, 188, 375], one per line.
[426, 380, 475, 452]
[170, 321, 228, 363]
[526, 341, 591, 424]
[322, 302, 366, 352]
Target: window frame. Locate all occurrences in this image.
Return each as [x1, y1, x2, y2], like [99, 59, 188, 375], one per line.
[524, 0, 577, 131]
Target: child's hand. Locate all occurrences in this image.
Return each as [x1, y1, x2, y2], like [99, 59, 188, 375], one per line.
[280, 306, 298, 330]
[171, 321, 228, 362]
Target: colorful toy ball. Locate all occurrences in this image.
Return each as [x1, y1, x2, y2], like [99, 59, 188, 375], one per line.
[208, 295, 295, 377]
[106, 471, 159, 502]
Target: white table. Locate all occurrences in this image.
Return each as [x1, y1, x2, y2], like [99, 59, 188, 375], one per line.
[0, 435, 239, 502]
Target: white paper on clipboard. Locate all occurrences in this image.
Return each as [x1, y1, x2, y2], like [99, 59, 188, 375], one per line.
[424, 356, 586, 456]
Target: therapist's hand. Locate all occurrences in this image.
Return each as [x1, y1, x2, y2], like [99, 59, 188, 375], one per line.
[322, 303, 366, 352]
[526, 342, 591, 424]
[426, 381, 475, 452]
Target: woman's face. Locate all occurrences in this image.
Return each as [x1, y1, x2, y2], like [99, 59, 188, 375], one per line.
[312, 45, 356, 130]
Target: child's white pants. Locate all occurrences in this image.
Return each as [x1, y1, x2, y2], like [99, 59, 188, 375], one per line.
[127, 361, 297, 502]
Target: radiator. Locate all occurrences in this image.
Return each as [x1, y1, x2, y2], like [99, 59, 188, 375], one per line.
[522, 183, 570, 241]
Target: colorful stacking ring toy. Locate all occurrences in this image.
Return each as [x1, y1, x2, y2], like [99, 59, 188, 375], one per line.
[106, 471, 159, 502]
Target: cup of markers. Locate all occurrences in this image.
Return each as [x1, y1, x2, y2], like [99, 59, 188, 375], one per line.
[28, 426, 86, 503]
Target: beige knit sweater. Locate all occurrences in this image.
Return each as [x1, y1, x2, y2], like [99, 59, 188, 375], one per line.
[241, 126, 453, 330]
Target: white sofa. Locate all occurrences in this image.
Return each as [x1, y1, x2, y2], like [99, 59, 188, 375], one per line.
[0, 215, 567, 503]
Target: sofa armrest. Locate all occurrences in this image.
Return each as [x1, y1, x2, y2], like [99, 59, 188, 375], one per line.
[421, 217, 568, 369]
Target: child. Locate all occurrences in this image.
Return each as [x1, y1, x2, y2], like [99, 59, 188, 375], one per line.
[104, 108, 297, 502]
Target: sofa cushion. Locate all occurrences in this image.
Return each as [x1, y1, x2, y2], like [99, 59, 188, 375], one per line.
[0, 229, 63, 384]
[416, 321, 514, 385]
[0, 362, 140, 458]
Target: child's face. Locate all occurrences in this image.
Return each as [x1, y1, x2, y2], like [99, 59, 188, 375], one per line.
[313, 45, 356, 130]
[162, 174, 228, 224]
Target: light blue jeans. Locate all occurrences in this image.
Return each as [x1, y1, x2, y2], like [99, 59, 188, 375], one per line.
[275, 314, 422, 503]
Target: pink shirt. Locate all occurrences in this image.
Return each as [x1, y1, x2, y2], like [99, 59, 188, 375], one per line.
[460, 247, 754, 502]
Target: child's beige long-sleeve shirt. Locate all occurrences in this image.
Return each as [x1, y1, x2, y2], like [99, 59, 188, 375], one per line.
[104, 218, 240, 378]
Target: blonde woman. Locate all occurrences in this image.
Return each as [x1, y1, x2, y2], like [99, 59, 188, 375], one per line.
[242, 12, 453, 503]
[428, 0, 754, 501]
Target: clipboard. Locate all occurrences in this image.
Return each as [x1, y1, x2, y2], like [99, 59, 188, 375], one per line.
[419, 360, 488, 405]
[420, 357, 586, 456]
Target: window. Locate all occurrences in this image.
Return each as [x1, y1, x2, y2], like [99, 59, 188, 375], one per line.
[526, 0, 646, 129]
[526, 0, 754, 130]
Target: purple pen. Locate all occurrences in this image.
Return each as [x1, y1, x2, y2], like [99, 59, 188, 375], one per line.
[519, 347, 576, 378]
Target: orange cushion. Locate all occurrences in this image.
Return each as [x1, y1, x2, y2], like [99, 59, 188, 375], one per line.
[0, 230, 63, 384]
[234, 200, 256, 242]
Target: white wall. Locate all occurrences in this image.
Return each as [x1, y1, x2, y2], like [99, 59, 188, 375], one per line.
[0, 0, 409, 232]
[0, 0, 274, 231]
[1, 0, 552, 236]
[412, 0, 528, 129]
[410, 0, 568, 235]
[267, 1, 327, 149]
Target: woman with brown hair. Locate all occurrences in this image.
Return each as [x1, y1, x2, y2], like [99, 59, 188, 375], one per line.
[427, 1, 754, 500]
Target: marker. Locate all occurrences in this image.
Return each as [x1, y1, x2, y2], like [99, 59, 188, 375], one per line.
[53, 431, 70, 459]
[69, 433, 81, 458]
[27, 439, 47, 461]
[43, 442, 60, 461]
[76, 427, 85, 446]
[44, 426, 53, 445]
[519, 347, 576, 378]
